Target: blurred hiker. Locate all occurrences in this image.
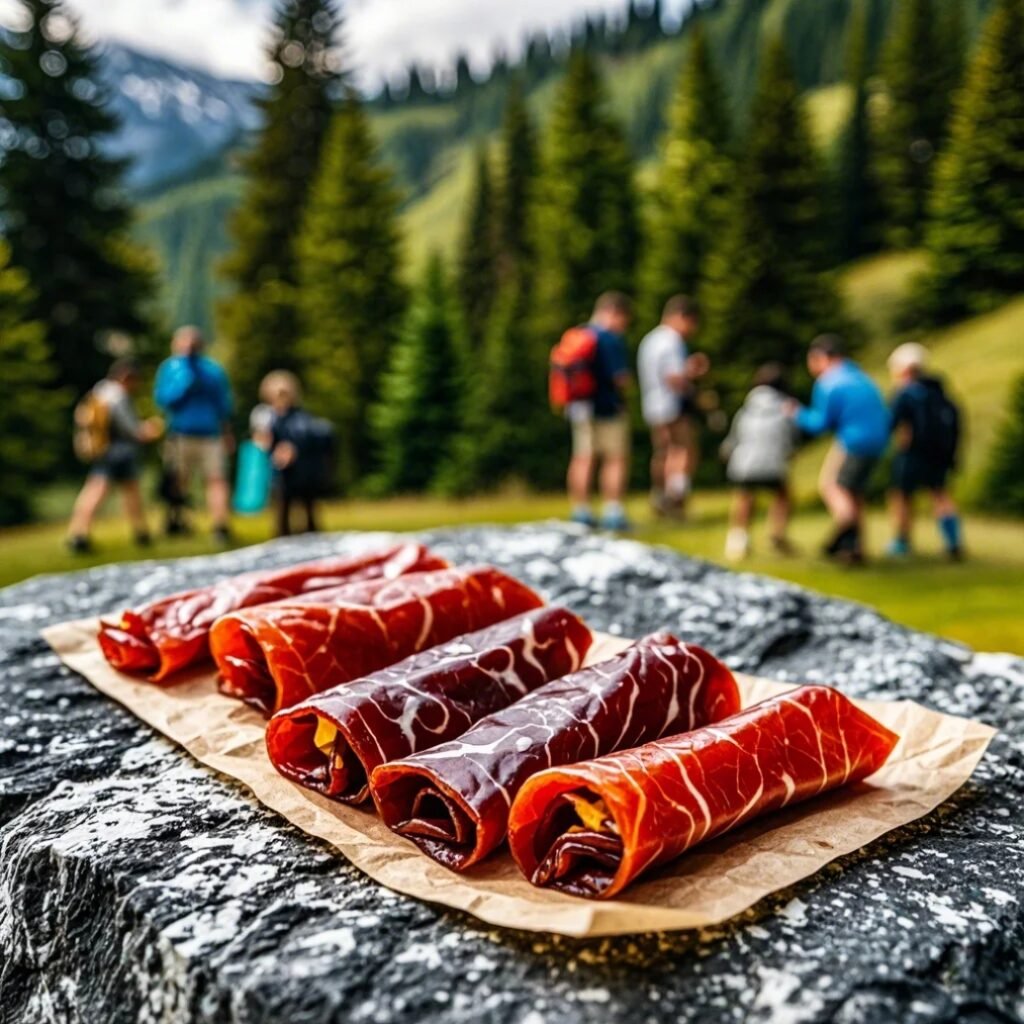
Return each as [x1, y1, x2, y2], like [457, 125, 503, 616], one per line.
[886, 343, 964, 560]
[637, 295, 710, 518]
[258, 371, 335, 537]
[67, 359, 164, 553]
[720, 363, 800, 562]
[550, 292, 633, 531]
[790, 334, 890, 564]
[154, 327, 234, 543]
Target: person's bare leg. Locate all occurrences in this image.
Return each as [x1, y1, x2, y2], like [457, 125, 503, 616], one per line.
[725, 488, 753, 561]
[68, 475, 110, 541]
[600, 455, 628, 507]
[769, 486, 791, 546]
[649, 428, 667, 502]
[819, 447, 857, 527]
[207, 477, 231, 530]
[732, 489, 754, 531]
[120, 480, 149, 539]
[567, 453, 594, 509]
[931, 488, 963, 556]
[889, 490, 913, 552]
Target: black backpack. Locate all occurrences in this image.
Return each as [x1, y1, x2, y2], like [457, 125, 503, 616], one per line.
[918, 380, 961, 469]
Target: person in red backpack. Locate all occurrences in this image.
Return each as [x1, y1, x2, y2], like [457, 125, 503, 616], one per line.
[560, 291, 633, 530]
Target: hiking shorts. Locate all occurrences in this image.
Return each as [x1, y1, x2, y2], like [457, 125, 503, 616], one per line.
[650, 417, 694, 455]
[90, 443, 140, 483]
[571, 414, 630, 460]
[165, 434, 228, 483]
[836, 451, 879, 496]
[891, 452, 950, 495]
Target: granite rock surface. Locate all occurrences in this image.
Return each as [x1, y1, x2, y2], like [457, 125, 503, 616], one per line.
[0, 526, 1021, 1024]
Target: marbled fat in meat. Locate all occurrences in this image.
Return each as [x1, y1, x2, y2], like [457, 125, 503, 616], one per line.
[266, 607, 593, 804]
[509, 684, 900, 898]
[371, 633, 740, 871]
[97, 543, 446, 681]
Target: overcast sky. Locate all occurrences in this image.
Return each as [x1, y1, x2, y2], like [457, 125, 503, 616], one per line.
[0, 0, 690, 84]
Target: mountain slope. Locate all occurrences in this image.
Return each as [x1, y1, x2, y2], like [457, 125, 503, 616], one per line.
[101, 43, 261, 194]
[131, 0, 995, 335]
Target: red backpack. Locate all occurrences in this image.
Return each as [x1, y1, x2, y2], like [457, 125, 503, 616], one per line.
[549, 326, 599, 409]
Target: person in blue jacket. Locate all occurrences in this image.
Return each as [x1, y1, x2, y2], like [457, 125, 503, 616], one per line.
[790, 334, 890, 563]
[154, 326, 234, 543]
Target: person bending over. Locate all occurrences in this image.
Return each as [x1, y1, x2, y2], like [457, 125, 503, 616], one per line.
[720, 363, 799, 561]
[790, 335, 890, 564]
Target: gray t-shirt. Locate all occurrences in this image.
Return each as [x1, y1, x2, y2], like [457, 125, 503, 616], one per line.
[637, 325, 687, 427]
[94, 379, 140, 450]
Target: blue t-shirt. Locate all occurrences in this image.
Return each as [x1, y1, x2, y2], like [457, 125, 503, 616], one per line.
[154, 355, 233, 438]
[589, 323, 629, 419]
[795, 360, 890, 458]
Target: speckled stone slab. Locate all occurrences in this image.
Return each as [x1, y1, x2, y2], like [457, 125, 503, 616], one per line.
[1, 525, 1021, 1024]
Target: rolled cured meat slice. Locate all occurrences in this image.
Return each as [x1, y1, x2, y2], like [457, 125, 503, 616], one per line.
[508, 684, 900, 899]
[266, 607, 593, 804]
[97, 543, 446, 681]
[371, 634, 739, 871]
[210, 565, 543, 715]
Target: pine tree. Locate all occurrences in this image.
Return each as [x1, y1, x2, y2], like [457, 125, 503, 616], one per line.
[702, 37, 842, 402]
[457, 148, 499, 349]
[980, 373, 1024, 517]
[873, 0, 955, 247]
[639, 25, 733, 327]
[495, 81, 538, 283]
[835, 0, 884, 261]
[0, 0, 155, 402]
[371, 256, 466, 494]
[917, 0, 1024, 323]
[0, 243, 67, 525]
[297, 93, 406, 488]
[533, 49, 639, 333]
[218, 0, 342, 413]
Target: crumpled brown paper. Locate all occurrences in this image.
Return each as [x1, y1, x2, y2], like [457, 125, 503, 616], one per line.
[42, 621, 995, 937]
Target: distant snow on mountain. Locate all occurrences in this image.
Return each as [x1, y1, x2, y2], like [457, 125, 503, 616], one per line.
[100, 43, 262, 193]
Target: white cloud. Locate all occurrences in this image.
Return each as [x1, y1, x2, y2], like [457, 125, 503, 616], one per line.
[0, 0, 689, 83]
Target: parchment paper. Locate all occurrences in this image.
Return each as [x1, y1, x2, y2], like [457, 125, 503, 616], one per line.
[42, 619, 995, 938]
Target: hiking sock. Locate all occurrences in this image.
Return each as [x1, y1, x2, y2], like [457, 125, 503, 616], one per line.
[666, 473, 691, 501]
[938, 514, 962, 554]
[570, 505, 596, 527]
[725, 528, 750, 562]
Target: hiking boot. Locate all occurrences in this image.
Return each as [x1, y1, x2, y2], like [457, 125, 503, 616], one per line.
[649, 490, 670, 518]
[770, 536, 798, 557]
[213, 524, 234, 546]
[725, 528, 750, 563]
[134, 531, 153, 549]
[67, 535, 92, 555]
[947, 546, 965, 563]
[569, 508, 597, 529]
[886, 538, 911, 558]
[823, 525, 858, 559]
[166, 519, 193, 538]
[599, 509, 632, 532]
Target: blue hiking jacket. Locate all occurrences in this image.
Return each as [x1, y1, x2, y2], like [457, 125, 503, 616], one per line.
[154, 355, 233, 437]
[796, 360, 890, 458]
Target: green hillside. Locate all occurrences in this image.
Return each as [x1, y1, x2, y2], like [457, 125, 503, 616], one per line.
[136, 0, 993, 336]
